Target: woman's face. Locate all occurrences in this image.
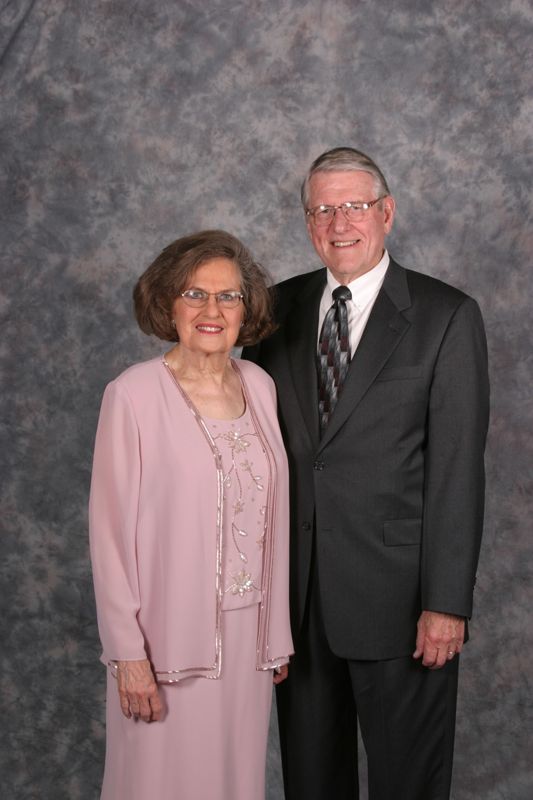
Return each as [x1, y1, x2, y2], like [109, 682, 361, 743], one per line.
[171, 257, 244, 356]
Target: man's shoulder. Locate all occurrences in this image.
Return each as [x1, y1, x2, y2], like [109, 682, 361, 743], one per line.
[391, 259, 477, 309]
[271, 268, 325, 316]
[275, 267, 326, 294]
[275, 261, 472, 301]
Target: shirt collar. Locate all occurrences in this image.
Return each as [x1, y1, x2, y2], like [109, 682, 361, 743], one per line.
[325, 250, 390, 311]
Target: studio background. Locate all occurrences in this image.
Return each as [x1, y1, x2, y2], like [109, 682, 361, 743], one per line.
[1, 1, 531, 798]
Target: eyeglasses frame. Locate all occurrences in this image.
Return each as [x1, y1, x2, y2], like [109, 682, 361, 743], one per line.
[305, 196, 386, 226]
[179, 289, 244, 309]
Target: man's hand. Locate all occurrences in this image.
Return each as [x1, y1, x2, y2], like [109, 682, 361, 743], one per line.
[413, 611, 465, 669]
[116, 659, 163, 722]
[273, 664, 289, 685]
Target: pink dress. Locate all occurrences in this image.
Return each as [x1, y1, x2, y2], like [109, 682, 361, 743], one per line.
[90, 357, 293, 800]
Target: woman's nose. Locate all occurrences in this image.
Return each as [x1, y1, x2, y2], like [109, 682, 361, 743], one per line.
[204, 295, 221, 314]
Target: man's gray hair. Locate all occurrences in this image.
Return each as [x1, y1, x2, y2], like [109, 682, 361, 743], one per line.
[301, 147, 391, 208]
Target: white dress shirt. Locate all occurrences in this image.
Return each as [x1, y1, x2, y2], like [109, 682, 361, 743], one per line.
[317, 250, 390, 356]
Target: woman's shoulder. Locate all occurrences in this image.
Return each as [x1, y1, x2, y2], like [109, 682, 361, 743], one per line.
[235, 358, 278, 410]
[234, 357, 274, 388]
[107, 355, 165, 394]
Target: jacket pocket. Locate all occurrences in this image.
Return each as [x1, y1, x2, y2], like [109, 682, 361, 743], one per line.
[374, 366, 423, 382]
[383, 518, 422, 546]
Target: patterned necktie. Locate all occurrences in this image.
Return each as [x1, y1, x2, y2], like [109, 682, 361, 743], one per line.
[317, 285, 352, 431]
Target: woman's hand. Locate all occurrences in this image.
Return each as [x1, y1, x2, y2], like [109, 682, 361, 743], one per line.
[273, 664, 289, 685]
[116, 659, 163, 722]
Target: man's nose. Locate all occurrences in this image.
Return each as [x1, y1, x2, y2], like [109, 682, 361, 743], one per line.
[331, 207, 350, 232]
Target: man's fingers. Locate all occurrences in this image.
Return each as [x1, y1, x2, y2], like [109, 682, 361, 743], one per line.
[412, 627, 426, 659]
[273, 664, 289, 684]
[445, 638, 461, 660]
[413, 612, 464, 668]
[433, 649, 449, 669]
[421, 643, 438, 668]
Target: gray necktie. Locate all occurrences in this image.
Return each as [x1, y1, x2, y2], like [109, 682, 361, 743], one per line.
[317, 285, 352, 431]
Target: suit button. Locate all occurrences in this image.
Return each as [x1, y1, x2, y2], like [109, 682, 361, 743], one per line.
[313, 460, 324, 471]
[302, 521, 311, 531]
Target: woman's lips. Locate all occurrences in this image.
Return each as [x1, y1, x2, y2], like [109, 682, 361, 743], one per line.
[196, 324, 223, 334]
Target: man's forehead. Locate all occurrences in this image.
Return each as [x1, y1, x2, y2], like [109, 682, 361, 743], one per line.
[308, 169, 375, 194]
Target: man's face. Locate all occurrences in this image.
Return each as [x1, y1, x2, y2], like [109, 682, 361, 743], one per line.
[306, 170, 395, 284]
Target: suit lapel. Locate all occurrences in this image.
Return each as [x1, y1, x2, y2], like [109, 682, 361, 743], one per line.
[284, 269, 326, 449]
[317, 260, 412, 452]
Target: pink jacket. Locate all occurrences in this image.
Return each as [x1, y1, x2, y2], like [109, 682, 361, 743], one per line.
[89, 356, 293, 681]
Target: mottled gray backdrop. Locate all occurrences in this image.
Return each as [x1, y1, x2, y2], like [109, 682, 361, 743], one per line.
[1, 0, 531, 798]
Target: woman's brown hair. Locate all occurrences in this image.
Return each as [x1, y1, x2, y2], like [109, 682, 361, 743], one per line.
[133, 230, 276, 346]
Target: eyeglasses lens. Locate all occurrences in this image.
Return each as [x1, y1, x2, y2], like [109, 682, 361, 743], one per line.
[181, 292, 242, 309]
[314, 206, 365, 226]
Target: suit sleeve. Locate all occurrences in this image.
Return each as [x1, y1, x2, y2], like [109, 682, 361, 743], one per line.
[89, 380, 147, 661]
[421, 297, 490, 618]
[241, 342, 262, 364]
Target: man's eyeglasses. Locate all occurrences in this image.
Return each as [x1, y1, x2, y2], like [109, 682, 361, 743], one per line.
[179, 289, 244, 309]
[306, 197, 385, 227]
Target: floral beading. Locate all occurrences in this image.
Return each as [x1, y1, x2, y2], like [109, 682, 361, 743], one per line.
[205, 411, 268, 605]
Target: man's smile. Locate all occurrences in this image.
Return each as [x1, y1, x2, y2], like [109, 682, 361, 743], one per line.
[333, 239, 360, 248]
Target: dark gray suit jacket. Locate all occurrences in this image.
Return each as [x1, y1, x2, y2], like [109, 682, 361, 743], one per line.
[243, 259, 489, 660]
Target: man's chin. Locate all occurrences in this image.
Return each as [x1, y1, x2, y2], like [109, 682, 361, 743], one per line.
[327, 262, 374, 283]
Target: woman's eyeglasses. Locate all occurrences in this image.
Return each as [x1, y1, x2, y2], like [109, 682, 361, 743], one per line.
[179, 289, 244, 309]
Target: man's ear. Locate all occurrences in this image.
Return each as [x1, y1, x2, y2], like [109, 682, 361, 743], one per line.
[383, 195, 396, 234]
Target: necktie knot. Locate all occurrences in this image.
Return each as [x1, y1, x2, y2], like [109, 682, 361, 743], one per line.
[332, 285, 352, 302]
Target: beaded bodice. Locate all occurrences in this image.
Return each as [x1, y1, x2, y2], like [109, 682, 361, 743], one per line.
[204, 406, 269, 610]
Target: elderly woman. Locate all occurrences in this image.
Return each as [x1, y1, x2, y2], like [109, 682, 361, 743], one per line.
[89, 230, 293, 800]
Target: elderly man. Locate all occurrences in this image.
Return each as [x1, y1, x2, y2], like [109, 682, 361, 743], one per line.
[243, 147, 489, 800]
